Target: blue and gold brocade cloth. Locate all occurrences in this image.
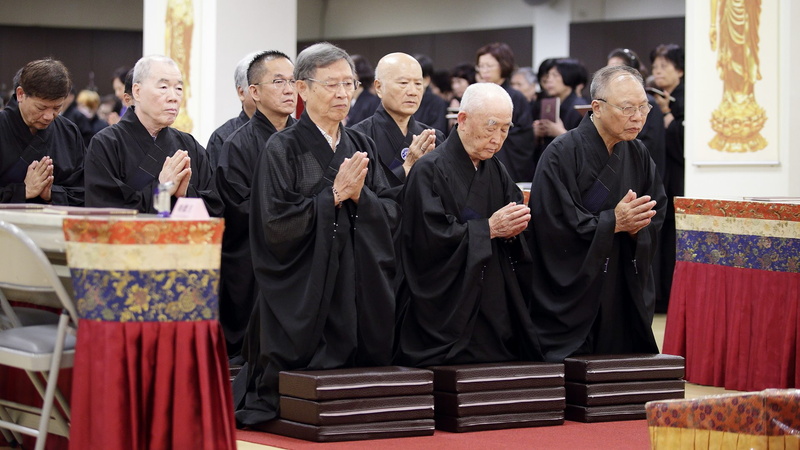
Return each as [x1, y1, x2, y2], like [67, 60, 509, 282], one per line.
[63, 218, 224, 322]
[675, 198, 800, 273]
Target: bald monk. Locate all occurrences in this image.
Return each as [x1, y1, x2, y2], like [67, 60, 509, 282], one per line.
[350, 52, 445, 187]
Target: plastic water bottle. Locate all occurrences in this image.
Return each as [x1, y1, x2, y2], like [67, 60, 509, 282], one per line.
[154, 182, 174, 218]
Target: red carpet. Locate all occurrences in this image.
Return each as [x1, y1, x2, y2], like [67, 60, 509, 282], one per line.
[236, 420, 651, 449]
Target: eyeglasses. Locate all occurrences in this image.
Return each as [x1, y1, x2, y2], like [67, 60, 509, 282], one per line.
[304, 78, 361, 92]
[253, 79, 297, 89]
[596, 99, 652, 117]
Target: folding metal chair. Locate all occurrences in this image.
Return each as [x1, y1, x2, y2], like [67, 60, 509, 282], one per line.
[0, 221, 78, 450]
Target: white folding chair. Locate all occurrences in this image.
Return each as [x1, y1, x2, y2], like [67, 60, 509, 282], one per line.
[0, 221, 78, 450]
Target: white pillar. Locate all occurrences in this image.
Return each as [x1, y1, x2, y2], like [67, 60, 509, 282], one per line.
[142, 0, 297, 145]
[532, 0, 572, 70]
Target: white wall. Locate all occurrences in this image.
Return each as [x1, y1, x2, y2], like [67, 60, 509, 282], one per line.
[201, 0, 297, 145]
[572, 0, 685, 22]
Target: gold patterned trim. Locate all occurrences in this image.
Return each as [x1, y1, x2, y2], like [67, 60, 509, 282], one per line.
[676, 214, 800, 239]
[66, 242, 221, 271]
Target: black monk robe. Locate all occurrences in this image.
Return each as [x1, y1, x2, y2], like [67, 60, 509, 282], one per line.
[206, 110, 249, 168]
[527, 114, 666, 362]
[494, 81, 536, 183]
[0, 103, 85, 205]
[215, 110, 296, 358]
[394, 129, 542, 367]
[350, 104, 445, 187]
[85, 108, 223, 216]
[234, 111, 400, 426]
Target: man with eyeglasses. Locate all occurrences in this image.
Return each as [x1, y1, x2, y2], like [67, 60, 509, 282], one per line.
[395, 82, 543, 367]
[215, 50, 297, 366]
[350, 52, 445, 187]
[85, 55, 223, 216]
[205, 52, 259, 167]
[233, 42, 400, 428]
[526, 64, 666, 362]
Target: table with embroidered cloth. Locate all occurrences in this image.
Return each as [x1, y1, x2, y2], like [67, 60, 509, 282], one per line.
[646, 389, 800, 449]
[662, 197, 800, 392]
[62, 217, 236, 450]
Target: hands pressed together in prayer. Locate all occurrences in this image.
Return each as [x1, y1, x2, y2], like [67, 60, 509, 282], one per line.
[25, 156, 54, 202]
[333, 151, 369, 206]
[533, 117, 567, 138]
[489, 202, 531, 239]
[402, 129, 437, 175]
[614, 189, 657, 236]
[159, 150, 192, 197]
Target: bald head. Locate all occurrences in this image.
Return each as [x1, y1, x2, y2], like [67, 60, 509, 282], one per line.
[457, 83, 514, 165]
[374, 53, 425, 121]
[375, 53, 421, 81]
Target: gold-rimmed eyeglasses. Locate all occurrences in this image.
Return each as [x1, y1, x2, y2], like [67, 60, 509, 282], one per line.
[596, 98, 652, 117]
[304, 78, 361, 92]
[252, 79, 297, 89]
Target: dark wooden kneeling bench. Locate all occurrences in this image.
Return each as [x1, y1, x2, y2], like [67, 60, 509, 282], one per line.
[563, 354, 686, 423]
[260, 366, 435, 442]
[428, 362, 566, 432]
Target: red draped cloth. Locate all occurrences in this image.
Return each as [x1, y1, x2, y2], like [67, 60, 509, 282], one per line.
[63, 218, 236, 450]
[0, 367, 71, 449]
[663, 198, 800, 392]
[68, 321, 236, 449]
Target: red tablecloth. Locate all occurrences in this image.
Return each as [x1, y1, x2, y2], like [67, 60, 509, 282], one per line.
[63, 218, 236, 450]
[663, 198, 800, 392]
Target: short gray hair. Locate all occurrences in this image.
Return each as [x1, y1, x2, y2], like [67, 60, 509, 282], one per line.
[459, 82, 513, 114]
[294, 42, 355, 83]
[133, 55, 179, 85]
[235, 52, 259, 91]
[590, 65, 643, 100]
[513, 66, 536, 85]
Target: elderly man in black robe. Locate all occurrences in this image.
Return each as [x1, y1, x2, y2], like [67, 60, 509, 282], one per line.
[215, 50, 297, 363]
[0, 58, 84, 205]
[351, 52, 444, 187]
[395, 82, 542, 367]
[233, 42, 400, 427]
[85, 55, 222, 216]
[527, 65, 666, 362]
[205, 52, 259, 167]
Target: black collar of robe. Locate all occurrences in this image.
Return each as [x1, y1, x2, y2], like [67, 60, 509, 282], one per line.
[294, 110, 344, 175]
[2, 102, 57, 158]
[368, 104, 428, 185]
[116, 107, 185, 184]
[1, 102, 85, 206]
[251, 108, 280, 135]
[578, 113, 627, 170]
[435, 125, 511, 224]
[252, 107, 297, 133]
[441, 126, 487, 190]
[372, 104, 420, 167]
